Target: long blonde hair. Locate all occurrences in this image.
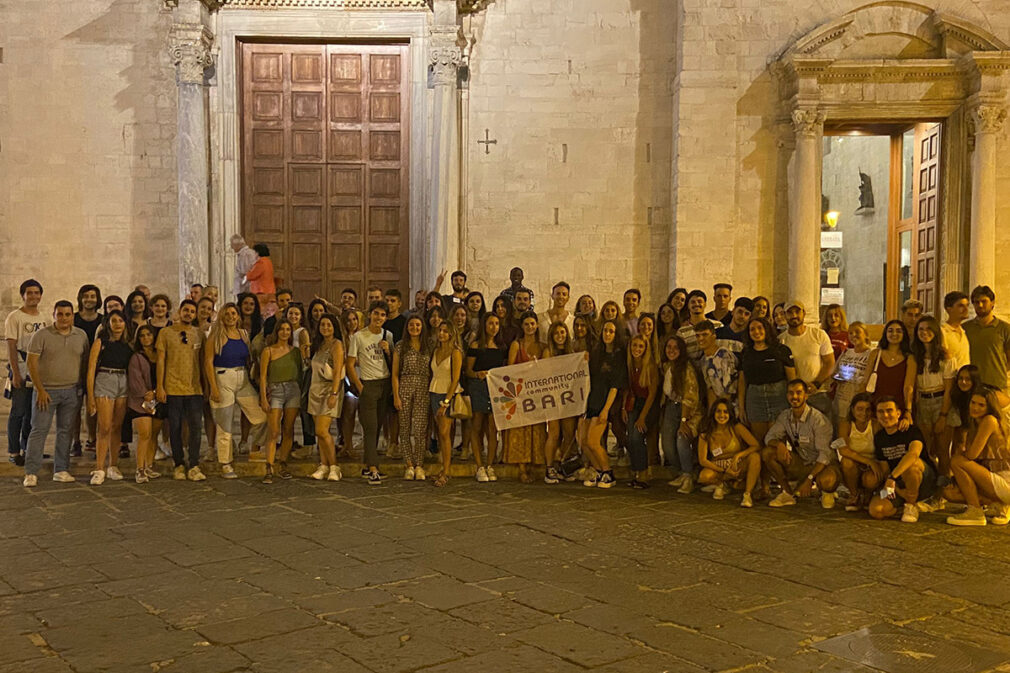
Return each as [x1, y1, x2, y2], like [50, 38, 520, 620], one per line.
[206, 303, 249, 355]
[626, 334, 657, 389]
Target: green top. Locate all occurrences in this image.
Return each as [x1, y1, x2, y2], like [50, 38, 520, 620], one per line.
[964, 317, 1010, 391]
[267, 347, 302, 384]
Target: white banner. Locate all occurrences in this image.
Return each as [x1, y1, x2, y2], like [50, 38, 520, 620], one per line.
[486, 352, 590, 430]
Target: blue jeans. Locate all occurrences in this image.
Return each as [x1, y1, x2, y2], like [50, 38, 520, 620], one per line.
[8, 385, 33, 455]
[25, 386, 81, 475]
[660, 401, 695, 475]
[167, 395, 203, 469]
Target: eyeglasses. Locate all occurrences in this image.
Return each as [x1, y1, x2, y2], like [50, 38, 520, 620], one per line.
[180, 331, 189, 345]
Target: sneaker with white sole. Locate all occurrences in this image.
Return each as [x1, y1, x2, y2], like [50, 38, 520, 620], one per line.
[328, 465, 342, 481]
[544, 466, 560, 484]
[713, 483, 729, 500]
[917, 496, 946, 513]
[404, 466, 415, 481]
[173, 465, 187, 480]
[583, 470, 600, 487]
[367, 470, 383, 486]
[90, 470, 106, 486]
[145, 467, 161, 479]
[23, 474, 37, 488]
[475, 466, 490, 483]
[415, 467, 426, 481]
[901, 503, 919, 523]
[677, 475, 694, 495]
[597, 471, 616, 489]
[221, 464, 238, 479]
[668, 473, 687, 488]
[820, 492, 836, 510]
[106, 466, 124, 481]
[700, 484, 716, 493]
[947, 506, 987, 526]
[740, 492, 753, 508]
[311, 464, 328, 480]
[768, 492, 796, 507]
[988, 503, 1010, 525]
[52, 471, 75, 483]
[187, 466, 206, 481]
[486, 466, 498, 482]
[135, 470, 148, 484]
[154, 448, 169, 461]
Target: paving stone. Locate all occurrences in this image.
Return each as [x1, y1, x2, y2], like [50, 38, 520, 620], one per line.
[413, 643, 584, 673]
[392, 576, 495, 610]
[338, 633, 462, 673]
[626, 622, 766, 671]
[747, 599, 879, 638]
[324, 601, 444, 637]
[195, 607, 321, 645]
[448, 597, 554, 633]
[512, 619, 647, 667]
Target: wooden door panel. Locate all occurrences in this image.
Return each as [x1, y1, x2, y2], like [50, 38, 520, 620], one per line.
[914, 123, 940, 311]
[242, 41, 409, 301]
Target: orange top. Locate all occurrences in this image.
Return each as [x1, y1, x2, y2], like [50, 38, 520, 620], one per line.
[246, 257, 276, 295]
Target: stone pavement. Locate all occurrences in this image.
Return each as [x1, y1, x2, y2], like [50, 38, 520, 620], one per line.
[3, 473, 1010, 673]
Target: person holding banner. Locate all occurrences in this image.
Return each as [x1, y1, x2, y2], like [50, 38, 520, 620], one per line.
[505, 312, 550, 484]
[467, 312, 507, 483]
[545, 321, 579, 481]
[430, 322, 464, 487]
[580, 320, 627, 489]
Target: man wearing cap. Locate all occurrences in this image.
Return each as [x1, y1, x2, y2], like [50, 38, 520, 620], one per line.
[779, 300, 835, 419]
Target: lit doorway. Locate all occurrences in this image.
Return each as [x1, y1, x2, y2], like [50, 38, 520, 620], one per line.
[820, 122, 942, 325]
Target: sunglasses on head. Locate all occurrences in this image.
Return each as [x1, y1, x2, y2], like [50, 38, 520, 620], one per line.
[180, 331, 189, 345]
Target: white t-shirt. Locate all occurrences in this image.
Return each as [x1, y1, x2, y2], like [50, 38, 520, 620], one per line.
[917, 358, 955, 392]
[348, 328, 393, 381]
[4, 309, 49, 378]
[780, 326, 833, 391]
[940, 322, 971, 372]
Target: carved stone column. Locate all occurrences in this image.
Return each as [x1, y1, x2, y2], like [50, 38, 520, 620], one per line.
[427, 3, 462, 283]
[969, 104, 1006, 289]
[788, 107, 825, 318]
[169, 16, 214, 301]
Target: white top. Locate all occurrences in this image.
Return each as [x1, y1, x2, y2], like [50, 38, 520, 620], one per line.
[941, 322, 971, 372]
[847, 422, 875, 459]
[537, 310, 575, 344]
[780, 326, 833, 391]
[917, 358, 955, 392]
[347, 328, 393, 380]
[233, 245, 257, 297]
[4, 309, 49, 378]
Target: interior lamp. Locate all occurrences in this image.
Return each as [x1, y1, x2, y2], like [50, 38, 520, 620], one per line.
[824, 211, 840, 229]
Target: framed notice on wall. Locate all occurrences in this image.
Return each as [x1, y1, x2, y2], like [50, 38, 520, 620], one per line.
[821, 231, 843, 248]
[821, 287, 844, 305]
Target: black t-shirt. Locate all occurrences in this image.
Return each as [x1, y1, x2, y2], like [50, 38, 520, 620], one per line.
[587, 347, 628, 411]
[716, 324, 746, 344]
[97, 338, 134, 370]
[74, 313, 102, 343]
[385, 313, 407, 343]
[873, 426, 925, 470]
[740, 344, 795, 386]
[467, 346, 506, 373]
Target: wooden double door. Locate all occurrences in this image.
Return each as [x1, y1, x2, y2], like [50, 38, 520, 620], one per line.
[241, 42, 410, 301]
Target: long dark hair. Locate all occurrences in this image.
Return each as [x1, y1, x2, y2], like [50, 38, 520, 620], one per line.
[492, 295, 515, 328]
[396, 315, 429, 355]
[911, 315, 947, 374]
[878, 319, 912, 355]
[966, 390, 1004, 433]
[266, 319, 294, 347]
[307, 298, 328, 335]
[100, 309, 129, 343]
[125, 290, 152, 323]
[475, 311, 505, 349]
[951, 364, 982, 424]
[237, 292, 262, 338]
[310, 313, 343, 356]
[132, 324, 157, 353]
[465, 291, 486, 316]
[743, 317, 780, 349]
[657, 303, 679, 339]
[700, 397, 739, 437]
[76, 284, 102, 313]
[661, 334, 691, 398]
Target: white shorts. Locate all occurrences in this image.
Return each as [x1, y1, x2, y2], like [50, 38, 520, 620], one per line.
[991, 470, 1010, 504]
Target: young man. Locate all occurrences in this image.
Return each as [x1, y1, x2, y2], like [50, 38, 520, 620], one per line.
[72, 284, 102, 456]
[434, 269, 469, 309]
[366, 286, 383, 307]
[900, 299, 924, 336]
[963, 285, 1010, 393]
[231, 234, 258, 299]
[383, 289, 408, 343]
[715, 297, 753, 352]
[941, 291, 971, 371]
[500, 267, 534, 308]
[513, 289, 533, 318]
[538, 281, 574, 342]
[778, 300, 835, 419]
[156, 299, 207, 481]
[675, 289, 709, 363]
[411, 290, 426, 316]
[22, 301, 89, 487]
[189, 284, 204, 304]
[694, 321, 739, 407]
[6, 279, 49, 465]
[762, 379, 840, 508]
[705, 283, 733, 325]
[622, 289, 641, 336]
[262, 288, 293, 338]
[867, 396, 935, 523]
[346, 301, 394, 485]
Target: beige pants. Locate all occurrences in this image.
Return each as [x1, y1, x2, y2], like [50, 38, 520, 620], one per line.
[210, 367, 267, 464]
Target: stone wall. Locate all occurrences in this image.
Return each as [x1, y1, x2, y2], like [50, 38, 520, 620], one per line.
[463, 0, 676, 311]
[0, 0, 178, 314]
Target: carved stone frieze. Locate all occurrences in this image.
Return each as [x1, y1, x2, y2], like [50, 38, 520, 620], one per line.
[429, 25, 462, 86]
[220, 0, 429, 7]
[972, 104, 1008, 135]
[791, 108, 826, 138]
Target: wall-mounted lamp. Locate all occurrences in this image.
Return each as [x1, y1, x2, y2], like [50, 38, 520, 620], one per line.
[824, 211, 840, 229]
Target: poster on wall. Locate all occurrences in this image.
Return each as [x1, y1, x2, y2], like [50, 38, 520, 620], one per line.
[821, 287, 845, 305]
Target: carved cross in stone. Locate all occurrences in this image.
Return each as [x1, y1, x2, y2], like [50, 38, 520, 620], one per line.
[477, 128, 497, 154]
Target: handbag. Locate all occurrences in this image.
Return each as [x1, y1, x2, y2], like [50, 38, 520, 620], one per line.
[864, 350, 881, 394]
[449, 392, 472, 420]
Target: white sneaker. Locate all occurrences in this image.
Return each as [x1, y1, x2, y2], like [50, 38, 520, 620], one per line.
[311, 464, 328, 480]
[768, 492, 796, 507]
[677, 475, 694, 495]
[414, 466, 426, 481]
[173, 465, 187, 480]
[820, 492, 836, 510]
[713, 484, 729, 500]
[668, 473, 687, 488]
[187, 466, 206, 482]
[327, 465, 342, 481]
[23, 474, 37, 488]
[145, 467, 161, 479]
[486, 466, 498, 482]
[221, 463, 238, 479]
[901, 503, 919, 523]
[988, 503, 1010, 525]
[404, 466, 415, 481]
[475, 467, 490, 483]
[740, 492, 753, 508]
[583, 471, 600, 487]
[135, 470, 148, 484]
[52, 471, 75, 483]
[700, 484, 716, 493]
[154, 448, 169, 461]
[106, 466, 124, 481]
[90, 470, 106, 486]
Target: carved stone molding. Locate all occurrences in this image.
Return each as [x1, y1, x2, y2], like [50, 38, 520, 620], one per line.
[170, 25, 214, 84]
[972, 104, 1008, 134]
[791, 108, 826, 138]
[164, 0, 227, 10]
[429, 26, 462, 87]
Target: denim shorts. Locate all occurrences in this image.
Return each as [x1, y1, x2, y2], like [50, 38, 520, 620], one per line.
[745, 380, 788, 423]
[468, 378, 492, 414]
[268, 380, 301, 410]
[94, 370, 128, 399]
[430, 392, 448, 417]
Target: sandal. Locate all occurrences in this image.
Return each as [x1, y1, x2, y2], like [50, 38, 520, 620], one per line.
[433, 472, 450, 488]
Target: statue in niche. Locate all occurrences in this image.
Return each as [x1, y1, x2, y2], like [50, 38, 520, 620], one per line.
[856, 170, 875, 214]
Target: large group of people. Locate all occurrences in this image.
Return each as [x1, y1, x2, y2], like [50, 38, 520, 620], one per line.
[7, 241, 1010, 526]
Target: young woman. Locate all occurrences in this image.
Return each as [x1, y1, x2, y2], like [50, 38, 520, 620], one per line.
[738, 317, 795, 447]
[124, 290, 151, 340]
[464, 291, 486, 335]
[86, 310, 132, 484]
[306, 314, 345, 482]
[660, 334, 702, 493]
[666, 288, 688, 323]
[696, 398, 761, 507]
[624, 334, 659, 489]
[337, 308, 361, 457]
[572, 315, 595, 353]
[504, 312, 550, 484]
[752, 296, 770, 322]
[425, 305, 447, 341]
[544, 322, 578, 479]
[307, 298, 328, 337]
[863, 319, 917, 430]
[284, 303, 311, 360]
[284, 302, 314, 452]
[835, 392, 881, 511]
[237, 292, 262, 340]
[821, 303, 852, 362]
[204, 303, 267, 480]
[430, 322, 464, 487]
[945, 390, 1010, 526]
[492, 295, 520, 347]
[831, 321, 873, 422]
[127, 325, 164, 483]
[911, 316, 954, 469]
[598, 300, 627, 338]
[657, 304, 679, 343]
[259, 320, 302, 483]
[771, 302, 788, 333]
[393, 316, 431, 480]
[637, 313, 660, 360]
[450, 305, 470, 343]
[196, 297, 216, 334]
[148, 294, 173, 333]
[466, 312, 507, 483]
[579, 320, 626, 489]
[575, 294, 598, 324]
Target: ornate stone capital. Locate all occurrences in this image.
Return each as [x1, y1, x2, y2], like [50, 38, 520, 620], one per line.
[972, 104, 1007, 134]
[169, 25, 214, 84]
[791, 108, 826, 138]
[164, 0, 227, 10]
[429, 26, 462, 87]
